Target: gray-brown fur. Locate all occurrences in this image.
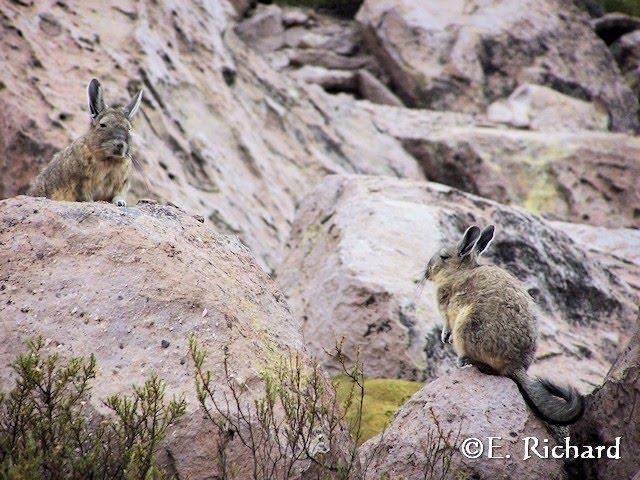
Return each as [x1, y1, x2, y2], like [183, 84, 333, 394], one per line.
[422, 225, 584, 425]
[28, 79, 142, 206]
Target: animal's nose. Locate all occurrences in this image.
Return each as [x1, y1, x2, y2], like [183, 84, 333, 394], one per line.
[115, 141, 127, 155]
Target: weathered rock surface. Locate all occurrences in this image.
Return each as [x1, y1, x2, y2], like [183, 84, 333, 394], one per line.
[0, 196, 348, 480]
[277, 175, 638, 389]
[325, 95, 640, 228]
[235, 4, 286, 52]
[611, 29, 640, 98]
[0, 0, 423, 272]
[356, 0, 640, 132]
[236, 3, 405, 106]
[569, 317, 640, 480]
[358, 367, 566, 480]
[292, 65, 359, 92]
[383, 125, 640, 228]
[552, 221, 640, 296]
[486, 83, 609, 132]
[2, 0, 639, 477]
[591, 12, 640, 45]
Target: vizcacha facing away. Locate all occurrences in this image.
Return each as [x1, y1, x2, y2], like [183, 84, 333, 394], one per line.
[422, 225, 584, 426]
[28, 78, 143, 206]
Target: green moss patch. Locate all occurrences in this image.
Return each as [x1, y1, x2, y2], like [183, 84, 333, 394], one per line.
[332, 374, 423, 445]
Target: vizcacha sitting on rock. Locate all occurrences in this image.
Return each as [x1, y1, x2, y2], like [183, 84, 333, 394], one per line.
[421, 225, 584, 426]
[28, 79, 143, 207]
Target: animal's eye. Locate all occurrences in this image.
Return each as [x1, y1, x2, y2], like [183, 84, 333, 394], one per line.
[440, 254, 450, 260]
[99, 123, 107, 128]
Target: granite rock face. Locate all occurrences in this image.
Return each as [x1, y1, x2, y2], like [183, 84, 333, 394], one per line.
[329, 95, 640, 229]
[569, 316, 640, 480]
[388, 126, 640, 228]
[0, 0, 423, 272]
[236, 3, 403, 106]
[356, 0, 640, 132]
[0, 196, 350, 480]
[277, 175, 638, 389]
[486, 83, 609, 132]
[358, 367, 566, 480]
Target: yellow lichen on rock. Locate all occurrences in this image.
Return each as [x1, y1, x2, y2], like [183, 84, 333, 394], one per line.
[332, 374, 423, 445]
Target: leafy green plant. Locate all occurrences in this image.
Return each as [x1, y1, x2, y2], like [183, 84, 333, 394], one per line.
[0, 338, 186, 480]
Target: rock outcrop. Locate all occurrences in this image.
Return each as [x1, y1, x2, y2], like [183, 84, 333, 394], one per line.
[551, 221, 640, 297]
[236, 3, 404, 106]
[2, 1, 639, 477]
[0, 0, 422, 272]
[277, 175, 638, 388]
[377, 123, 640, 228]
[356, 0, 640, 132]
[611, 29, 640, 99]
[486, 83, 609, 132]
[592, 12, 640, 45]
[569, 316, 640, 480]
[0, 196, 348, 480]
[358, 367, 566, 480]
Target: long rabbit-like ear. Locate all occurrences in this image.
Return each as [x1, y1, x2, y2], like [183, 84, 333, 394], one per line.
[457, 225, 481, 258]
[474, 225, 495, 256]
[88, 79, 106, 118]
[123, 89, 143, 119]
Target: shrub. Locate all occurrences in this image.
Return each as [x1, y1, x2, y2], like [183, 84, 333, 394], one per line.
[0, 338, 185, 479]
[189, 337, 364, 479]
[189, 338, 463, 480]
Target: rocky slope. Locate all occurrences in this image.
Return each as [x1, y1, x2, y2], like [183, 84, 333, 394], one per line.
[0, 196, 350, 479]
[358, 367, 566, 480]
[569, 315, 640, 479]
[1, 0, 640, 478]
[0, 0, 422, 273]
[233, 4, 640, 228]
[356, 0, 640, 132]
[277, 175, 638, 389]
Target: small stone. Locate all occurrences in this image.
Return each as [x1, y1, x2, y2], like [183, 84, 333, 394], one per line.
[161, 339, 170, 348]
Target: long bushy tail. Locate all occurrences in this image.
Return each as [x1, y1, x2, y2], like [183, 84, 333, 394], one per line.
[510, 370, 584, 426]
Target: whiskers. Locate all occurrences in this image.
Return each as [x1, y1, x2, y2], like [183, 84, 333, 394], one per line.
[413, 267, 429, 301]
[129, 153, 153, 196]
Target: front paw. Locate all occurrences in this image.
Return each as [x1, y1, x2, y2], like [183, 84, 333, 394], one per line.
[112, 198, 127, 207]
[440, 328, 451, 344]
[457, 356, 471, 367]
